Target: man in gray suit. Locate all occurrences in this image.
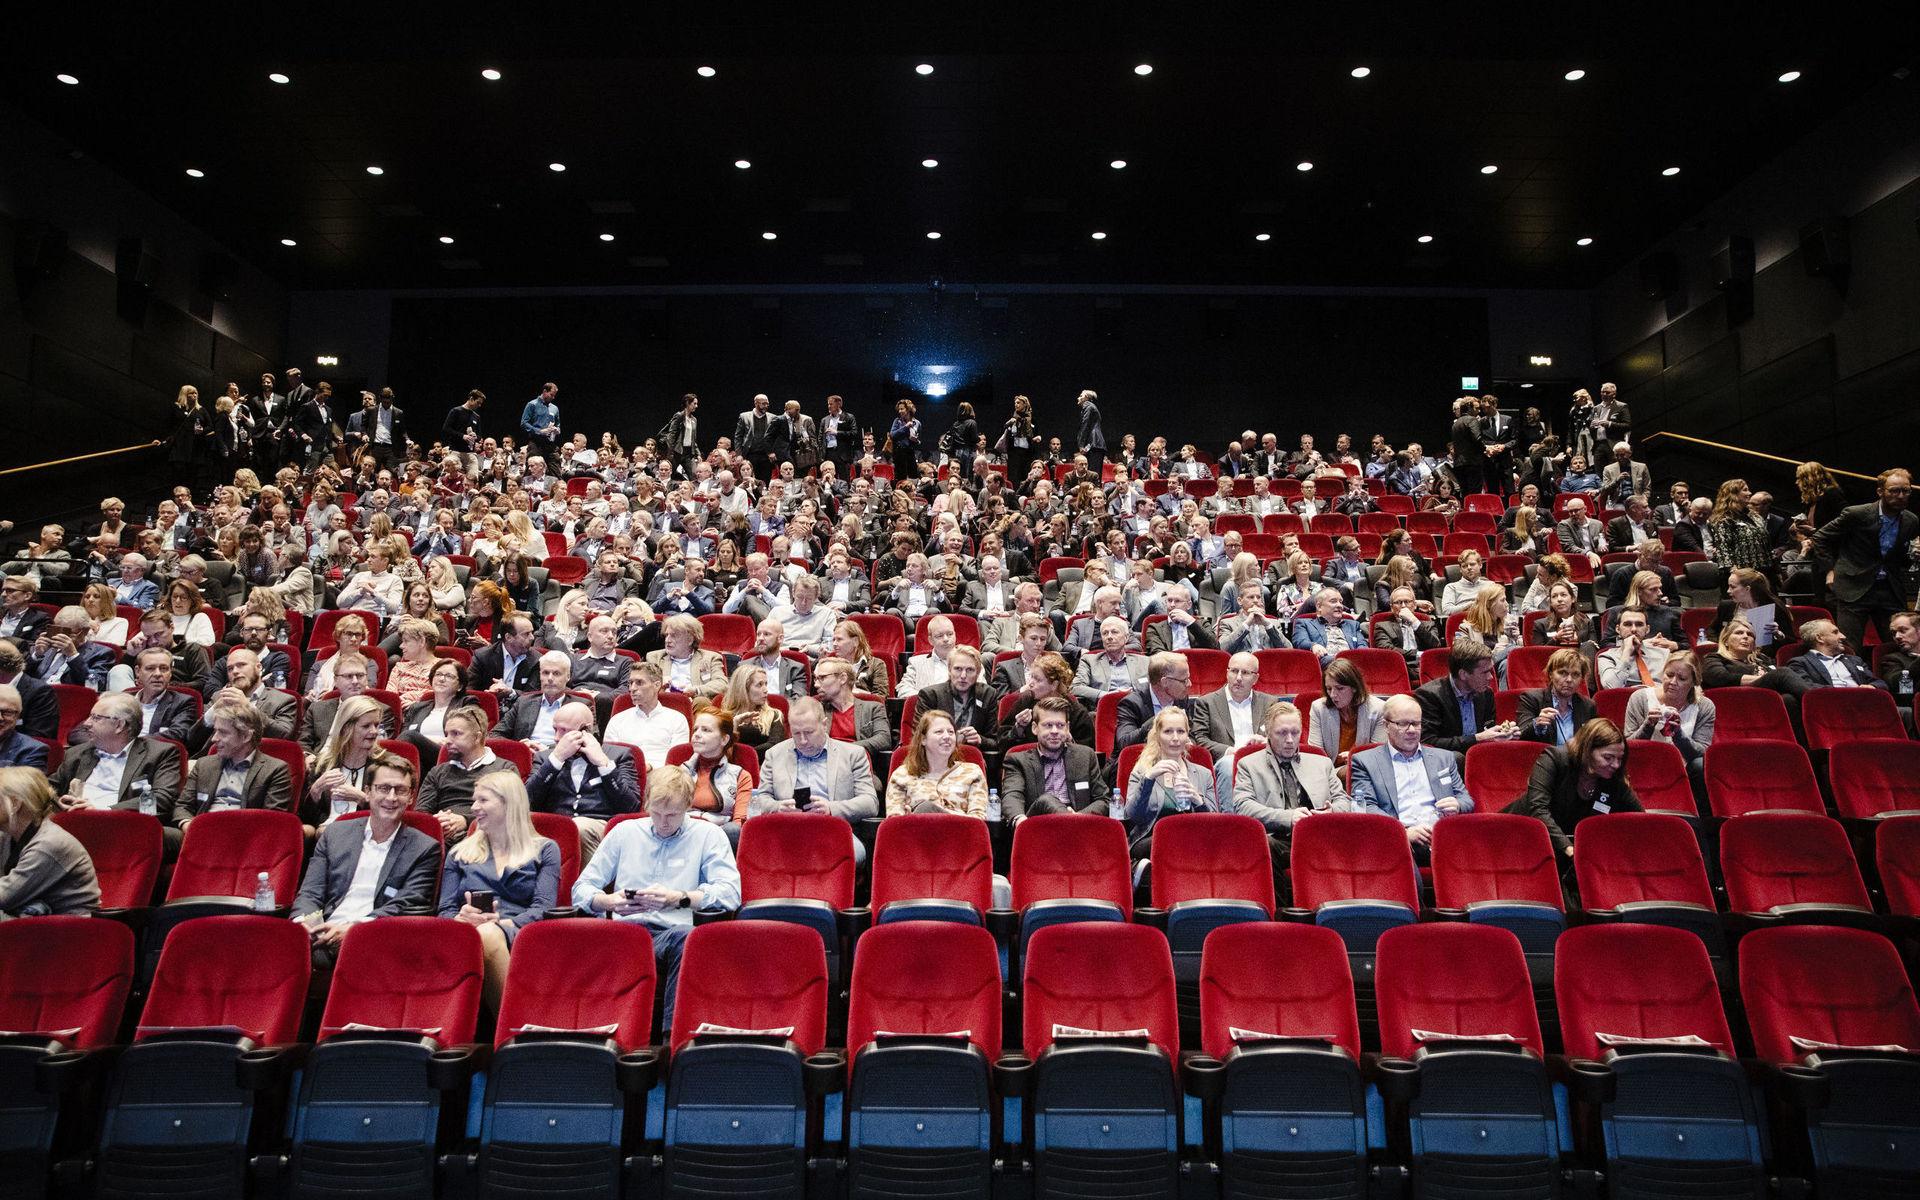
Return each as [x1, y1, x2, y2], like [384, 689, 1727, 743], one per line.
[1192, 651, 1278, 799]
[1000, 696, 1110, 821]
[1143, 586, 1218, 654]
[1063, 584, 1125, 653]
[177, 699, 295, 850]
[1073, 617, 1149, 703]
[1218, 582, 1290, 652]
[1348, 694, 1475, 863]
[291, 752, 440, 973]
[1597, 443, 1652, 509]
[1232, 701, 1353, 860]
[193, 646, 297, 751]
[1553, 498, 1608, 563]
[752, 698, 878, 861]
[816, 549, 874, 616]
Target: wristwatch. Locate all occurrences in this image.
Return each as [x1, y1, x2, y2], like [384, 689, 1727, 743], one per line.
[676, 892, 692, 909]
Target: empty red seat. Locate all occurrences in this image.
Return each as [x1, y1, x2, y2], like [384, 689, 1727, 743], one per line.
[1009, 814, 1132, 952]
[697, 612, 756, 656]
[1184, 648, 1230, 695]
[869, 813, 995, 923]
[1705, 739, 1824, 818]
[1702, 688, 1794, 742]
[735, 813, 859, 967]
[1802, 687, 1908, 751]
[670, 919, 829, 1055]
[1829, 740, 1920, 820]
[1623, 740, 1698, 816]
[1376, 924, 1543, 1058]
[1253, 648, 1323, 700]
[847, 920, 1002, 1062]
[51, 809, 162, 910]
[1199, 922, 1360, 1063]
[848, 613, 906, 666]
[1463, 742, 1548, 812]
[1335, 648, 1411, 697]
[168, 808, 304, 903]
[1556, 923, 1735, 1059]
[1288, 812, 1420, 951]
[527, 811, 582, 900]
[1720, 813, 1873, 919]
[1431, 813, 1565, 953]
[1502, 646, 1569, 693]
[1876, 818, 1920, 918]
[1572, 813, 1721, 945]
[495, 919, 655, 1050]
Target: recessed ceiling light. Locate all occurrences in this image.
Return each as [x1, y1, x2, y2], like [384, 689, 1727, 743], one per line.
[696, 65, 716, 78]
[1255, 233, 1272, 242]
[915, 63, 934, 76]
[548, 162, 566, 172]
[1564, 68, 1586, 81]
[1576, 236, 1594, 246]
[921, 158, 938, 168]
[1350, 66, 1371, 78]
[481, 68, 502, 81]
[1661, 166, 1681, 176]
[599, 233, 615, 242]
[1296, 161, 1314, 172]
[761, 231, 778, 241]
[1109, 159, 1128, 169]
[1777, 69, 1802, 83]
[279, 238, 297, 247]
[1480, 164, 1499, 174]
[1417, 234, 1434, 244]
[365, 165, 384, 176]
[926, 231, 942, 240]
[268, 72, 290, 84]
[1133, 63, 1153, 76]
[733, 159, 751, 169]
[184, 168, 204, 178]
[1090, 231, 1108, 240]
[438, 235, 455, 245]
[55, 73, 79, 86]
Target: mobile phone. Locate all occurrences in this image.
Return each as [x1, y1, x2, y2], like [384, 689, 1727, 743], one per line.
[469, 892, 495, 914]
[623, 888, 641, 901]
[793, 786, 812, 808]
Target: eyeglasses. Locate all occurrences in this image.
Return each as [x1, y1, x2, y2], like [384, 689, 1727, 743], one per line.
[368, 783, 412, 797]
[1384, 718, 1424, 729]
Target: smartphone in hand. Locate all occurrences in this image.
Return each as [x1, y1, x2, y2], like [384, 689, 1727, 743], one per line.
[469, 891, 496, 914]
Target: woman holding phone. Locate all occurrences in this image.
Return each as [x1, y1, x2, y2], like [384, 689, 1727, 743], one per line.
[438, 772, 561, 1011]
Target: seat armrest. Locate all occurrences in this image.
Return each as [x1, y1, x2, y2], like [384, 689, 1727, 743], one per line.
[1133, 905, 1168, 931]
[1564, 1057, 1613, 1104]
[616, 1046, 663, 1094]
[35, 1044, 120, 1093]
[1181, 1052, 1225, 1100]
[691, 905, 731, 926]
[237, 1043, 310, 1091]
[426, 1043, 489, 1091]
[993, 1052, 1034, 1097]
[804, 1050, 846, 1097]
[984, 907, 1018, 941]
[1371, 1056, 1419, 1103]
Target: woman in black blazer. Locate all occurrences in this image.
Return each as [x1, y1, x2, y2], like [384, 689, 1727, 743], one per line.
[1516, 648, 1598, 747]
[1504, 719, 1641, 879]
[398, 658, 469, 761]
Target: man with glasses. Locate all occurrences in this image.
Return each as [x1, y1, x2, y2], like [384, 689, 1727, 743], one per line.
[1813, 467, 1918, 648]
[48, 691, 186, 849]
[206, 612, 293, 693]
[0, 685, 48, 768]
[1371, 586, 1444, 675]
[1348, 694, 1475, 863]
[1114, 651, 1193, 752]
[292, 752, 440, 976]
[0, 577, 50, 645]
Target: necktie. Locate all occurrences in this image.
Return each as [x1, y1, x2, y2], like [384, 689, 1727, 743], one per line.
[1635, 654, 1656, 687]
[1278, 759, 1303, 807]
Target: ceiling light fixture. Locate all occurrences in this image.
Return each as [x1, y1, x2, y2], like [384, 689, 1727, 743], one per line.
[1661, 166, 1681, 176]
[1296, 161, 1314, 172]
[438, 235, 455, 245]
[365, 165, 384, 175]
[279, 238, 297, 246]
[926, 231, 941, 239]
[761, 231, 778, 240]
[1777, 69, 1802, 83]
[1480, 164, 1499, 174]
[268, 72, 290, 84]
[1350, 66, 1371, 78]
[921, 158, 938, 168]
[1417, 234, 1434, 243]
[1110, 159, 1128, 169]
[481, 68, 502, 81]
[548, 162, 566, 172]
[184, 168, 204, 178]
[1134, 63, 1153, 76]
[915, 63, 934, 75]
[1090, 231, 1108, 240]
[599, 233, 615, 242]
[733, 159, 751, 169]
[1564, 68, 1586, 81]
[56, 73, 79, 85]
[696, 65, 716, 77]
[1255, 233, 1272, 242]
[1576, 236, 1594, 246]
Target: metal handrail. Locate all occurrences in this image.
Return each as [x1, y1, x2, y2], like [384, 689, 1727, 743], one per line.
[1638, 431, 1877, 483]
[0, 440, 164, 478]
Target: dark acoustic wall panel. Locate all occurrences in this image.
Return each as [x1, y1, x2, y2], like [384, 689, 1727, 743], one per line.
[1739, 336, 1836, 422]
[1664, 294, 1730, 366]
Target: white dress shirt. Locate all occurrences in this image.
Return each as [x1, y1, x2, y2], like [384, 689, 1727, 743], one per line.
[1388, 749, 1439, 826]
[330, 822, 398, 925]
[82, 747, 130, 809]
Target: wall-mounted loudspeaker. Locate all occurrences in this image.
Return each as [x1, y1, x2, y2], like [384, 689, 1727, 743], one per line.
[1638, 250, 1679, 300]
[1799, 217, 1850, 278]
[115, 236, 158, 324]
[1711, 235, 1754, 291]
[13, 221, 68, 300]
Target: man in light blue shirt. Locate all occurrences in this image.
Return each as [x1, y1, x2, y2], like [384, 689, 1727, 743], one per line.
[1348, 694, 1474, 864]
[573, 764, 740, 1027]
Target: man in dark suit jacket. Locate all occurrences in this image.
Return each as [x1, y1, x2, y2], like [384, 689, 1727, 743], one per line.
[49, 696, 185, 834]
[1372, 588, 1445, 674]
[292, 383, 340, 469]
[176, 699, 295, 844]
[915, 647, 1003, 756]
[470, 616, 541, 697]
[1812, 469, 1919, 647]
[1142, 588, 1218, 654]
[0, 641, 59, 739]
[1075, 389, 1106, 471]
[525, 701, 640, 857]
[1114, 653, 1194, 752]
[1412, 642, 1504, 757]
[1000, 697, 1111, 820]
[1784, 620, 1891, 692]
[85, 647, 200, 745]
[0, 579, 51, 646]
[291, 754, 441, 971]
[1448, 397, 1486, 495]
[1514, 650, 1599, 746]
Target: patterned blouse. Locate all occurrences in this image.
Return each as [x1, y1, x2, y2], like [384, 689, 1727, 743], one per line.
[885, 761, 989, 818]
[1709, 514, 1771, 572]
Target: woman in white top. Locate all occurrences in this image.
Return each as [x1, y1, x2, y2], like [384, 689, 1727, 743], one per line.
[337, 545, 405, 618]
[1623, 652, 1717, 786]
[424, 555, 466, 611]
[1304, 656, 1388, 765]
[165, 579, 217, 646]
[1122, 707, 1218, 859]
[1268, 551, 1319, 619]
[80, 584, 129, 648]
[310, 694, 389, 822]
[1440, 549, 1488, 616]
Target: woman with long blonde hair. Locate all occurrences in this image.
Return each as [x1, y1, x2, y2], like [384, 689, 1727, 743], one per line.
[440, 771, 561, 1010]
[1122, 707, 1217, 859]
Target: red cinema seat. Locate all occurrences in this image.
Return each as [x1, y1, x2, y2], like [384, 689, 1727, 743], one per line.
[1287, 812, 1421, 951]
[1430, 813, 1565, 954]
[1555, 923, 1736, 1060]
[52, 808, 162, 911]
[1705, 740, 1823, 818]
[1009, 813, 1132, 954]
[1623, 740, 1698, 817]
[527, 811, 582, 900]
[1254, 649, 1323, 700]
[494, 919, 656, 1051]
[697, 613, 755, 657]
[167, 808, 304, 904]
[869, 813, 994, 924]
[1463, 742, 1548, 812]
[1829, 740, 1920, 820]
[1802, 687, 1908, 752]
[668, 920, 830, 1056]
[1375, 922, 1545, 1057]
[1720, 812, 1873, 921]
[1572, 813, 1722, 949]
[1702, 688, 1794, 743]
[1335, 648, 1411, 697]
[735, 811, 859, 970]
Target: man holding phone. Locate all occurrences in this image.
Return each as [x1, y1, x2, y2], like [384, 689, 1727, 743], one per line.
[752, 697, 878, 858]
[573, 764, 739, 1028]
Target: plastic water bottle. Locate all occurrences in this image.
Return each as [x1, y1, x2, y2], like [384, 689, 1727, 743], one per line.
[986, 788, 1002, 823]
[251, 871, 276, 912]
[1901, 669, 1914, 699]
[331, 792, 353, 820]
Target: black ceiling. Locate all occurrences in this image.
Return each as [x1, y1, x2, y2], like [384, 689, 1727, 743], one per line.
[6, 5, 1916, 291]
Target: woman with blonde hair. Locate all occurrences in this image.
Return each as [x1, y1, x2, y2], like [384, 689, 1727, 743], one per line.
[424, 555, 465, 611]
[549, 589, 592, 651]
[1269, 550, 1319, 617]
[828, 619, 892, 696]
[721, 663, 787, 752]
[1700, 616, 1812, 712]
[1218, 551, 1263, 617]
[886, 709, 988, 817]
[1503, 505, 1545, 556]
[1625, 651, 1716, 793]
[308, 613, 378, 695]
[80, 583, 129, 647]
[0, 767, 99, 919]
[439, 771, 561, 1010]
[310, 694, 390, 820]
[385, 617, 443, 704]
[1122, 706, 1217, 858]
[1455, 582, 1516, 682]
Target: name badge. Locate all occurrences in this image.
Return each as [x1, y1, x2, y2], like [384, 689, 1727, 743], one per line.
[382, 886, 398, 898]
[197, 791, 211, 808]
[1073, 781, 1089, 791]
[1592, 794, 1611, 814]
